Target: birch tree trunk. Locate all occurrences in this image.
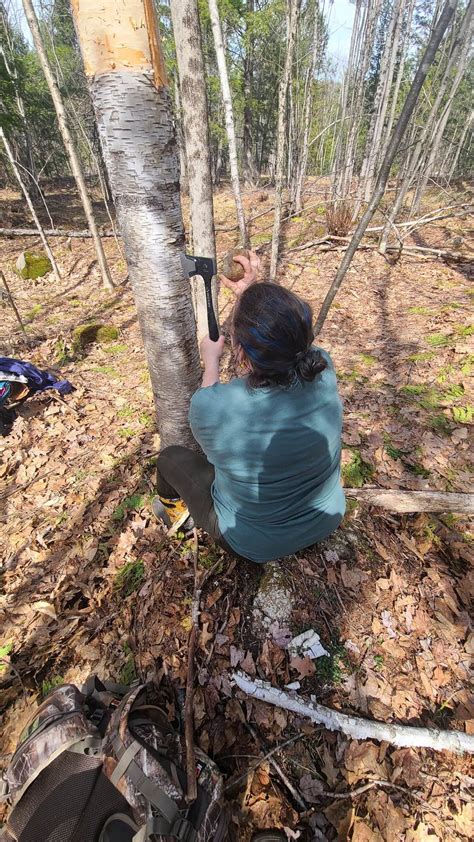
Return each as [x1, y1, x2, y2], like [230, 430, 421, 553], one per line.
[208, 0, 247, 247]
[21, 0, 113, 291]
[292, 0, 319, 214]
[71, 0, 201, 448]
[174, 76, 189, 197]
[315, 0, 458, 335]
[0, 127, 61, 283]
[381, 0, 416, 161]
[270, 0, 300, 281]
[170, 0, 216, 341]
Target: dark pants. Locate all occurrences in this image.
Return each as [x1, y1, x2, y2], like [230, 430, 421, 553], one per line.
[156, 445, 224, 543]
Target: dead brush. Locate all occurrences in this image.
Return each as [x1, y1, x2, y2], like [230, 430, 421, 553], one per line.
[325, 200, 354, 237]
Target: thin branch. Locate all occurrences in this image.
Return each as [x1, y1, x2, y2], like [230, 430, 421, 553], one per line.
[0, 270, 27, 336]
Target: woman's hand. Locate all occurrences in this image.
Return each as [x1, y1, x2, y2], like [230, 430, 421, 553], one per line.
[220, 250, 260, 296]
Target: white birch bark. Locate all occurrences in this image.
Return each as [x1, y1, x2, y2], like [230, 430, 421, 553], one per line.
[0, 127, 61, 283]
[381, 0, 416, 161]
[208, 0, 247, 247]
[170, 0, 216, 341]
[233, 673, 474, 754]
[270, 0, 301, 281]
[71, 0, 201, 448]
[21, 0, 114, 291]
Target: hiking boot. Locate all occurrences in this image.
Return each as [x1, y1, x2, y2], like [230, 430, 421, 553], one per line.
[99, 813, 138, 842]
[251, 832, 287, 842]
[152, 495, 194, 534]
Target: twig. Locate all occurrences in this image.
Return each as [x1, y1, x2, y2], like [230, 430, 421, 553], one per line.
[47, 391, 80, 417]
[244, 721, 308, 812]
[233, 673, 474, 754]
[185, 528, 200, 803]
[315, 778, 433, 810]
[225, 733, 305, 792]
[0, 270, 27, 335]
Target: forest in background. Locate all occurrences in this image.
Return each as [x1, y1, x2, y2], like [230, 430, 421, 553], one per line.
[1, 0, 472, 218]
[1, 1, 473, 840]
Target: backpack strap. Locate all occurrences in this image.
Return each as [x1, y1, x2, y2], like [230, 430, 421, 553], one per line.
[111, 737, 196, 842]
[133, 816, 197, 842]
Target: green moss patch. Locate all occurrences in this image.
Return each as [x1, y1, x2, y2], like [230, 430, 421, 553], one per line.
[342, 449, 374, 488]
[114, 560, 145, 597]
[426, 333, 452, 347]
[16, 250, 52, 279]
[73, 322, 119, 350]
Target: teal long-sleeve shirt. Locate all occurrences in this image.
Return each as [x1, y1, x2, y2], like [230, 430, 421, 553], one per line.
[189, 349, 345, 562]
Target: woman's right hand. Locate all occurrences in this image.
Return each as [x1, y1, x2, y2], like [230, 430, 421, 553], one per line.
[220, 250, 260, 296]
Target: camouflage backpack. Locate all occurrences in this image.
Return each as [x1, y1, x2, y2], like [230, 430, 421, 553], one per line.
[0, 677, 229, 842]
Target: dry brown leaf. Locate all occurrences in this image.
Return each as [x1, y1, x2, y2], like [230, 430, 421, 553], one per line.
[289, 655, 315, 679]
[341, 563, 369, 590]
[344, 741, 388, 785]
[352, 820, 384, 841]
[299, 773, 324, 803]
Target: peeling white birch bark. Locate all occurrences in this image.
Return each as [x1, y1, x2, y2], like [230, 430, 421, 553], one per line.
[233, 672, 474, 754]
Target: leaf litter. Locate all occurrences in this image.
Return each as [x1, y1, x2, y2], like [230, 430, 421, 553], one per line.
[0, 184, 473, 839]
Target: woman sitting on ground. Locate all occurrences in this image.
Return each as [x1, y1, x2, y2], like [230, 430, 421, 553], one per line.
[154, 252, 345, 563]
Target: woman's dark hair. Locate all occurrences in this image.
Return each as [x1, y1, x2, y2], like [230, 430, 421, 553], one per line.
[232, 282, 327, 388]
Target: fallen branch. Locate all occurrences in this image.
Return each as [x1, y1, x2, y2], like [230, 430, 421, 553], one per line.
[244, 721, 308, 812]
[0, 270, 27, 336]
[233, 673, 474, 754]
[346, 488, 474, 514]
[0, 227, 116, 238]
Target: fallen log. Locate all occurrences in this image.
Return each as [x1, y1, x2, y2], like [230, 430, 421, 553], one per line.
[0, 227, 116, 238]
[346, 488, 474, 514]
[233, 672, 474, 754]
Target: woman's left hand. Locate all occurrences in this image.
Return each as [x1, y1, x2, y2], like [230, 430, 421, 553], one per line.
[200, 334, 225, 367]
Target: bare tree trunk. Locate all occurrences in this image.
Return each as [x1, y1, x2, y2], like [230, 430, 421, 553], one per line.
[72, 0, 201, 448]
[270, 0, 300, 281]
[21, 0, 114, 291]
[0, 128, 61, 283]
[358, 0, 404, 205]
[292, 0, 319, 214]
[411, 25, 473, 212]
[315, 0, 458, 335]
[381, 0, 416, 159]
[447, 110, 473, 181]
[379, 0, 472, 252]
[208, 0, 247, 247]
[243, 0, 257, 186]
[170, 0, 216, 341]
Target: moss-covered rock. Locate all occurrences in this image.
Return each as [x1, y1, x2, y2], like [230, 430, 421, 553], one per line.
[73, 322, 119, 349]
[221, 248, 250, 282]
[16, 250, 52, 280]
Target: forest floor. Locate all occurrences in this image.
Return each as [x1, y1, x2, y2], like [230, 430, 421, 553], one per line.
[0, 179, 473, 841]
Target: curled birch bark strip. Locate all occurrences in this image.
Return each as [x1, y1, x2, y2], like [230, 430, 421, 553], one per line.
[233, 672, 474, 755]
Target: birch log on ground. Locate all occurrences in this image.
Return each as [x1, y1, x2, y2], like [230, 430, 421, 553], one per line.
[233, 673, 474, 754]
[21, 0, 114, 291]
[170, 0, 216, 342]
[270, 0, 301, 281]
[208, 0, 248, 247]
[346, 488, 474, 514]
[0, 129, 61, 283]
[71, 0, 201, 449]
[314, 0, 458, 335]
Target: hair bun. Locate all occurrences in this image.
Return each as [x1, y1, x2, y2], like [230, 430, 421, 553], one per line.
[294, 347, 327, 381]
